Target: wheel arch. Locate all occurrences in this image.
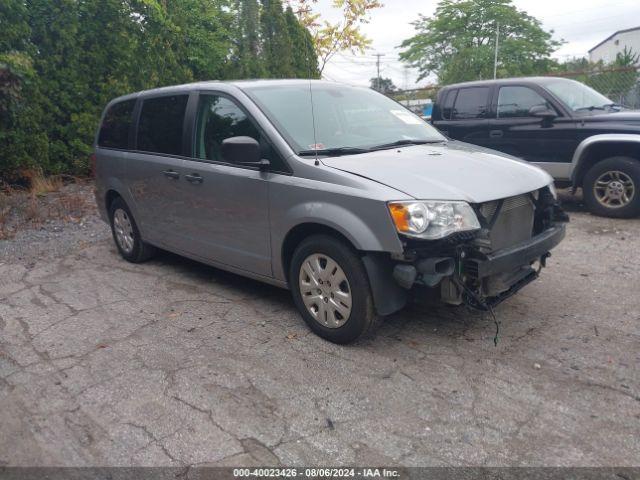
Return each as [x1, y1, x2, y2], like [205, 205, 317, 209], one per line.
[571, 134, 640, 187]
[280, 222, 358, 285]
[279, 222, 408, 317]
[105, 189, 122, 213]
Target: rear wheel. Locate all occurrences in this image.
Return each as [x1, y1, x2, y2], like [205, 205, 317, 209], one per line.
[289, 235, 378, 344]
[109, 197, 156, 262]
[583, 156, 640, 218]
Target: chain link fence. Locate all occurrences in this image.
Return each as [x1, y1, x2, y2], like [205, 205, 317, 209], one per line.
[552, 65, 640, 108]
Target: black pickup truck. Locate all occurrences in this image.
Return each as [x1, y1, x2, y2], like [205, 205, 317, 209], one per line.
[431, 77, 640, 218]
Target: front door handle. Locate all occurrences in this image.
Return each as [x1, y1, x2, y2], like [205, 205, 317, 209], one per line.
[185, 173, 203, 184]
[489, 130, 504, 138]
[162, 169, 180, 180]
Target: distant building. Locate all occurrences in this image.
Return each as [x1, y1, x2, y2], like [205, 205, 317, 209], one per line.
[589, 26, 640, 65]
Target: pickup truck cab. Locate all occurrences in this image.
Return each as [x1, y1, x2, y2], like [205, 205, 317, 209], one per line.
[431, 77, 640, 218]
[95, 80, 566, 343]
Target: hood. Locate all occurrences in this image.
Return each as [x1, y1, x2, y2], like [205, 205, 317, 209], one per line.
[581, 110, 640, 125]
[321, 141, 552, 203]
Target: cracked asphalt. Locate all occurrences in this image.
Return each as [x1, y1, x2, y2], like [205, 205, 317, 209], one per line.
[0, 190, 639, 467]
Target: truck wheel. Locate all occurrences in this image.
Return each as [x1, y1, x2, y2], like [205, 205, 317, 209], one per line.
[289, 235, 379, 344]
[583, 157, 640, 218]
[109, 197, 156, 263]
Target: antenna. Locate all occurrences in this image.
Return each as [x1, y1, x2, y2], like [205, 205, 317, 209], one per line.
[306, 27, 320, 165]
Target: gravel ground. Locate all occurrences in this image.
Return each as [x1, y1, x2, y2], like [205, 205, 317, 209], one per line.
[0, 182, 110, 262]
[0, 185, 638, 467]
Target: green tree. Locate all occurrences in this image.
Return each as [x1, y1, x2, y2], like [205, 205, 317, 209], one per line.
[284, 6, 319, 78]
[233, 0, 266, 78]
[288, 0, 383, 75]
[399, 0, 562, 84]
[0, 0, 317, 179]
[370, 77, 397, 94]
[261, 0, 294, 78]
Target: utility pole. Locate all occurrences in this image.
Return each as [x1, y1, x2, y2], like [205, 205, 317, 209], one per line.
[374, 53, 385, 91]
[493, 22, 500, 79]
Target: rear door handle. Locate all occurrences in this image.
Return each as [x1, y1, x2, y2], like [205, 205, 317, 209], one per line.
[489, 130, 504, 138]
[185, 173, 203, 184]
[162, 169, 180, 180]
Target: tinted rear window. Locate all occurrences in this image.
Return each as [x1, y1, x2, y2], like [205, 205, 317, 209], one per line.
[98, 99, 136, 149]
[453, 87, 490, 119]
[137, 95, 189, 155]
[441, 90, 456, 120]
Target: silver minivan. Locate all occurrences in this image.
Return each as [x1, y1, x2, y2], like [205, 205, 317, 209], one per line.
[94, 80, 567, 343]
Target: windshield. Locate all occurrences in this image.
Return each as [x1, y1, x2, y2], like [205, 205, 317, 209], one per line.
[244, 82, 446, 155]
[540, 78, 614, 112]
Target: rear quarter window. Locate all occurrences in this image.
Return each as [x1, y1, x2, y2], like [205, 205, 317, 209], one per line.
[452, 87, 490, 119]
[137, 95, 189, 156]
[98, 99, 136, 149]
[441, 90, 457, 120]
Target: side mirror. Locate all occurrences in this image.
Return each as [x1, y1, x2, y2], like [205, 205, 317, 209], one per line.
[529, 105, 557, 119]
[220, 136, 270, 170]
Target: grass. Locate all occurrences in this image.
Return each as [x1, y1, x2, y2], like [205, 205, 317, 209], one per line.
[29, 171, 63, 197]
[0, 173, 92, 240]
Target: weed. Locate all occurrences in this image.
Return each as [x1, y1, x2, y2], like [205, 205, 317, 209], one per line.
[29, 171, 63, 197]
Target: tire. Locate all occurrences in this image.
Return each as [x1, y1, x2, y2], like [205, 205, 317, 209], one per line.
[583, 156, 640, 218]
[289, 235, 379, 344]
[108, 197, 156, 263]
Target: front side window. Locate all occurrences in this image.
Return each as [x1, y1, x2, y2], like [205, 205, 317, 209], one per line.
[137, 95, 188, 155]
[497, 86, 552, 118]
[98, 99, 136, 149]
[194, 94, 260, 162]
[452, 87, 490, 119]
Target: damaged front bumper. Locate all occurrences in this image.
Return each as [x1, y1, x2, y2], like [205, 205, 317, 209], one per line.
[363, 191, 568, 316]
[389, 224, 565, 311]
[452, 223, 565, 310]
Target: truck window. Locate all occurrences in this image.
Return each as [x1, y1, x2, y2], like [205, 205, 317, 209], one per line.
[98, 99, 136, 149]
[497, 86, 551, 118]
[137, 95, 189, 156]
[441, 90, 456, 120]
[452, 87, 489, 119]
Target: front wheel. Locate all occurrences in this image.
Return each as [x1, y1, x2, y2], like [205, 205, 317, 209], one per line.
[583, 156, 640, 218]
[289, 235, 379, 344]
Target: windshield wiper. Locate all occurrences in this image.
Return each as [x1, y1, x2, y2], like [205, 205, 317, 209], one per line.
[298, 146, 370, 157]
[575, 105, 606, 112]
[602, 102, 625, 110]
[368, 139, 445, 151]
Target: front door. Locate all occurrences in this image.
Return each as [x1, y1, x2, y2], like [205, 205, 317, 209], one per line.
[175, 93, 272, 277]
[487, 85, 577, 178]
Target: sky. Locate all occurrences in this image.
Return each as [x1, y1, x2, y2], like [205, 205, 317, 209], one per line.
[318, 0, 640, 89]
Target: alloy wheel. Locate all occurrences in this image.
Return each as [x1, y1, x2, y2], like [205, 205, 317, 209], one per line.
[593, 170, 635, 209]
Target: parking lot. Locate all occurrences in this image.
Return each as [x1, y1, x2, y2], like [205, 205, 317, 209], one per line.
[0, 190, 638, 467]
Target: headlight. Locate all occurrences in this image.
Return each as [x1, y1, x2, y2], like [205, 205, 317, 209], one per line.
[388, 201, 481, 240]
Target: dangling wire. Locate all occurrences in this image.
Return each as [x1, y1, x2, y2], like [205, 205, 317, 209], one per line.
[488, 305, 500, 347]
[454, 271, 501, 347]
